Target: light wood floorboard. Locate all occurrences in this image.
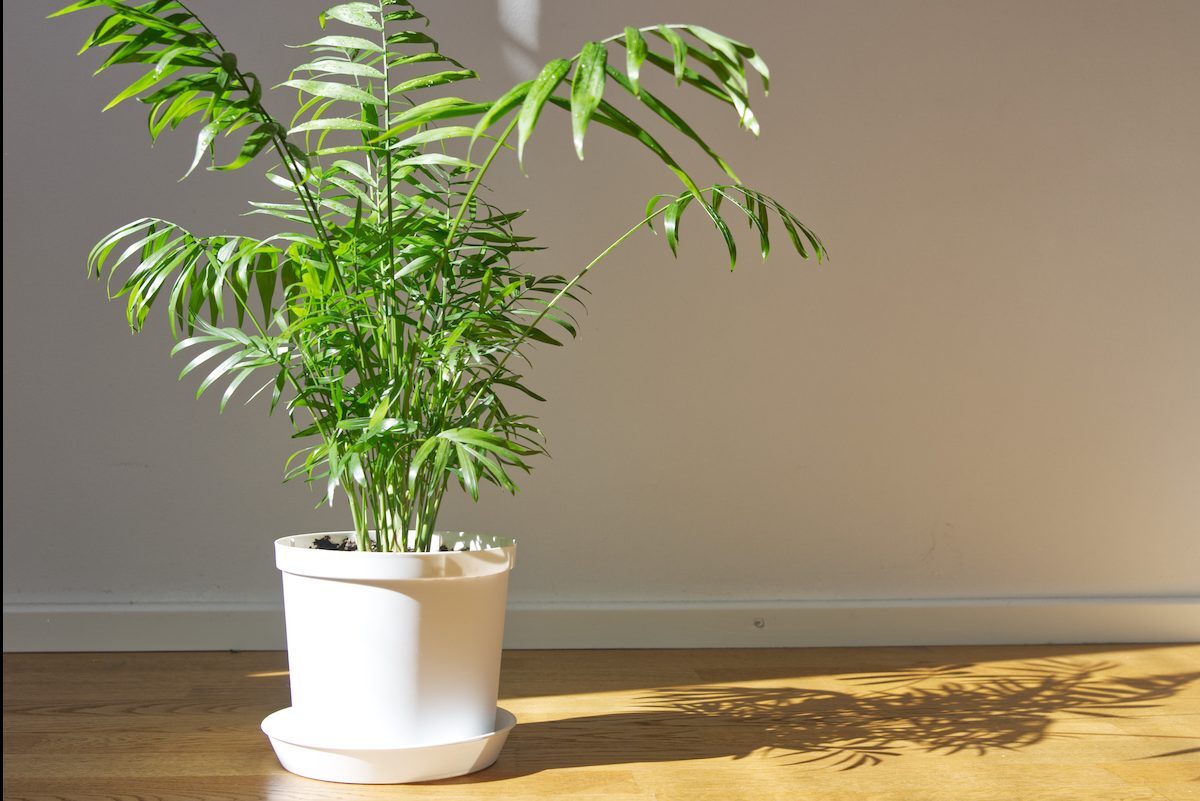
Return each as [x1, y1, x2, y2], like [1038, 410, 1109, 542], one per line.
[4, 644, 1199, 800]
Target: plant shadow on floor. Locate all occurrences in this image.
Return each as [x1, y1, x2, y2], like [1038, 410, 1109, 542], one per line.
[438, 657, 1199, 781]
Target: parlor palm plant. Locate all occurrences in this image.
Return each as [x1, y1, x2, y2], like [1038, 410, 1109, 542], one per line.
[56, 0, 825, 554]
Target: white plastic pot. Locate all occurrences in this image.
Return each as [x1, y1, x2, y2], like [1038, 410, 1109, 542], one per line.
[261, 531, 517, 784]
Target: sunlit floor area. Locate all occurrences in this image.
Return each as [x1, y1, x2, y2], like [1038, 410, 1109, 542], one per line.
[4, 645, 1198, 800]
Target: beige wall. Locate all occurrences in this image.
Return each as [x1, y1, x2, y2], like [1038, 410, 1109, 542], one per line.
[4, 0, 1198, 612]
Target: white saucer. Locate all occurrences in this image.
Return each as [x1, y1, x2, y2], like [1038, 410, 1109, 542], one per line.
[262, 707, 517, 784]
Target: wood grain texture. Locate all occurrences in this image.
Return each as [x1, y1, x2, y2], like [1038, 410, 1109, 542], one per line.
[4, 645, 1199, 800]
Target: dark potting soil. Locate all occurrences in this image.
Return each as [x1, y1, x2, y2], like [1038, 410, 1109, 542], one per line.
[308, 534, 358, 551]
[307, 536, 472, 552]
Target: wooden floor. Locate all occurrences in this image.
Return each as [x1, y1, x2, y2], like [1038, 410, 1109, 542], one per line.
[4, 645, 1198, 800]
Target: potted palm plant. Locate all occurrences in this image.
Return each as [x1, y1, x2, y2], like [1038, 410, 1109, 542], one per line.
[55, 0, 826, 784]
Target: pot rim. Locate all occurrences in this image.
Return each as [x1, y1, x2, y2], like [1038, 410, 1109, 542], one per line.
[275, 530, 515, 554]
[275, 531, 516, 580]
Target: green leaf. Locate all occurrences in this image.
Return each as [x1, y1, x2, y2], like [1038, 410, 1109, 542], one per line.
[657, 26, 687, 86]
[212, 123, 275, 172]
[104, 65, 178, 110]
[386, 31, 437, 47]
[373, 97, 490, 139]
[753, 191, 771, 259]
[384, 8, 426, 23]
[89, 218, 157, 276]
[48, 1, 105, 19]
[570, 42, 607, 160]
[328, 158, 372, 184]
[367, 398, 390, 430]
[471, 80, 531, 148]
[280, 79, 385, 105]
[439, 428, 529, 461]
[517, 58, 570, 167]
[644, 193, 671, 232]
[390, 51, 458, 68]
[294, 58, 385, 80]
[454, 443, 479, 500]
[708, 198, 738, 269]
[178, 341, 237, 380]
[685, 26, 741, 66]
[704, 55, 759, 135]
[170, 333, 223, 357]
[624, 27, 647, 95]
[408, 436, 441, 488]
[288, 117, 380, 135]
[393, 125, 474, 149]
[780, 210, 813, 260]
[196, 350, 244, 398]
[394, 153, 477, 170]
[664, 194, 691, 257]
[154, 45, 213, 76]
[220, 368, 255, 412]
[390, 69, 476, 95]
[319, 2, 382, 31]
[731, 43, 770, 94]
[295, 34, 383, 52]
[254, 253, 276, 318]
[468, 448, 518, 493]
[184, 119, 221, 179]
[395, 254, 435, 279]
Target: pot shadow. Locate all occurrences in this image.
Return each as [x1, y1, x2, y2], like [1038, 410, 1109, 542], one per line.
[435, 657, 1200, 781]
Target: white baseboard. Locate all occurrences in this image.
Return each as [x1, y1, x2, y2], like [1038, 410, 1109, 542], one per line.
[4, 597, 1197, 652]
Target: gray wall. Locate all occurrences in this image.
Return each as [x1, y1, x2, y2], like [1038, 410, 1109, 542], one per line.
[4, 1, 1198, 611]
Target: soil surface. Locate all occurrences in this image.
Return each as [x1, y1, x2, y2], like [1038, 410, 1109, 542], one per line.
[306, 536, 472, 552]
[308, 535, 358, 551]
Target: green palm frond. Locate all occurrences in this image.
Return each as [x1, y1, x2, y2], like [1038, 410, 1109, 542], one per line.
[55, 0, 826, 552]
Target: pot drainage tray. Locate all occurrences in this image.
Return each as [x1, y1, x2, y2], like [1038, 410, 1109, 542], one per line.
[262, 706, 517, 784]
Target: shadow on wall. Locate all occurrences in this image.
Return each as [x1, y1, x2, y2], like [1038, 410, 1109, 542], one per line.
[447, 658, 1200, 780]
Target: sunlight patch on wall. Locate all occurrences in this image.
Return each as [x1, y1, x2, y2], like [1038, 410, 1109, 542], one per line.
[497, 0, 540, 78]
